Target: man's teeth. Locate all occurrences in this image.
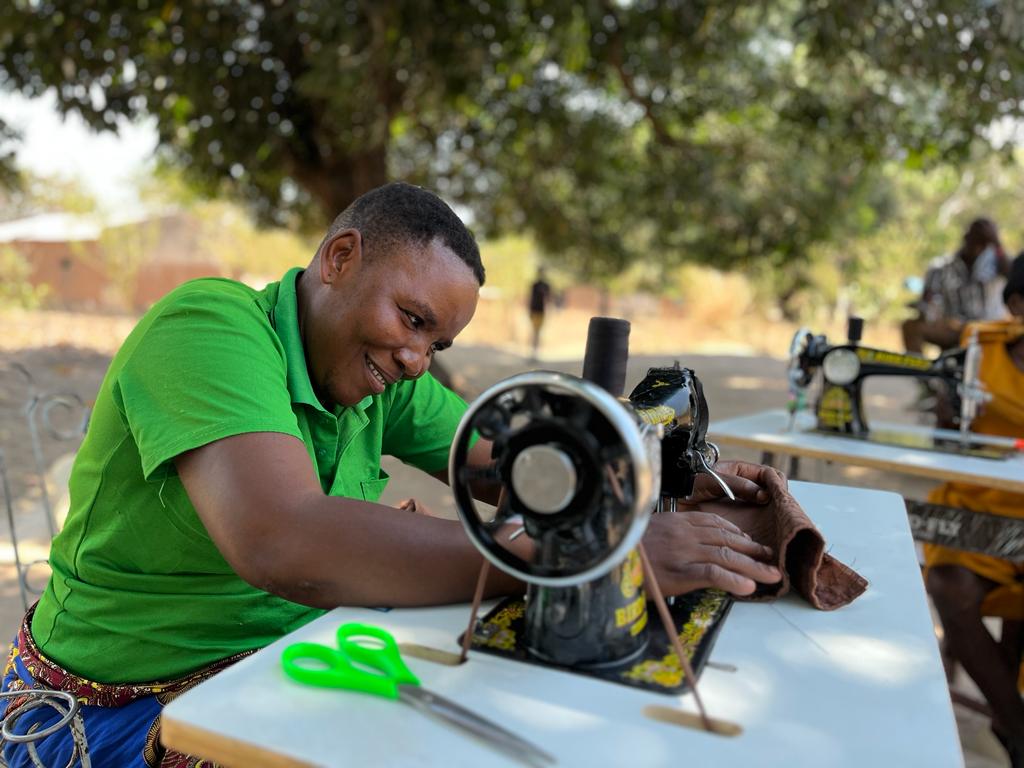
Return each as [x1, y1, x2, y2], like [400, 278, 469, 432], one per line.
[367, 359, 387, 386]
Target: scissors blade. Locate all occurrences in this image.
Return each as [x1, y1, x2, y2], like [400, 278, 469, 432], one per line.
[398, 685, 556, 766]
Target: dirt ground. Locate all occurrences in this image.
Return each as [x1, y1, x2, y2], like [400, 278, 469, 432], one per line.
[0, 316, 1012, 767]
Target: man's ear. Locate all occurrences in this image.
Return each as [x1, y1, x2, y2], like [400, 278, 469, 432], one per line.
[318, 229, 362, 285]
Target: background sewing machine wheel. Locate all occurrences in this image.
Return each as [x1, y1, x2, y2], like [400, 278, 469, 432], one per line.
[448, 370, 657, 588]
[787, 327, 816, 389]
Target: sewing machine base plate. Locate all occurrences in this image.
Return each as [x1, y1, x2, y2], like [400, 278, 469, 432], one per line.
[460, 589, 732, 695]
[814, 427, 1017, 460]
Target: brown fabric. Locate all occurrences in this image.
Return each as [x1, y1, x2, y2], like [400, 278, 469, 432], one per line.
[704, 472, 868, 610]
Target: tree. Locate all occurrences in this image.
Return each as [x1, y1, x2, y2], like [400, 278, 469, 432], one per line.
[0, 118, 20, 190]
[0, 244, 48, 308]
[2, 1, 1022, 282]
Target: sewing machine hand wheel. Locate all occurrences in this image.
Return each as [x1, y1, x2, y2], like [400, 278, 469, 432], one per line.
[448, 371, 657, 588]
[787, 327, 815, 390]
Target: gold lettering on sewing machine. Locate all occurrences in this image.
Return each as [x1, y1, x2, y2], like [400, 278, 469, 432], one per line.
[619, 550, 644, 599]
[630, 609, 648, 636]
[855, 348, 932, 370]
[818, 386, 852, 429]
[636, 404, 676, 426]
[615, 595, 646, 628]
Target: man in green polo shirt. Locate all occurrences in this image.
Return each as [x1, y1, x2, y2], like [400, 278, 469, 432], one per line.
[2, 182, 781, 767]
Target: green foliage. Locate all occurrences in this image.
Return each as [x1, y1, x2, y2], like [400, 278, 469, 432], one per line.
[797, 1, 1024, 163]
[137, 165, 318, 279]
[667, 263, 755, 326]
[0, 118, 20, 190]
[27, 175, 99, 215]
[1, 0, 1022, 288]
[191, 200, 317, 280]
[476, 235, 540, 295]
[0, 245, 47, 308]
[0, 169, 99, 220]
[780, 152, 1024, 323]
[93, 218, 160, 310]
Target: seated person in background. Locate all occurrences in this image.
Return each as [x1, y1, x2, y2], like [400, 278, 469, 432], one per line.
[925, 254, 1024, 767]
[903, 217, 1010, 354]
[1009, 248, 1024, 317]
[0, 182, 782, 767]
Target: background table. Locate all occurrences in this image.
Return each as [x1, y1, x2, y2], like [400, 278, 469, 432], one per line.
[709, 409, 1024, 494]
[162, 481, 962, 768]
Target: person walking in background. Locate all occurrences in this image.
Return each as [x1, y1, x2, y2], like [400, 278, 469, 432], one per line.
[527, 267, 551, 361]
[902, 217, 1010, 354]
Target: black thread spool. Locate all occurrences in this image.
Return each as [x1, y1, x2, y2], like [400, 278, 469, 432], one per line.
[582, 317, 631, 396]
[847, 316, 864, 345]
[521, 314, 649, 670]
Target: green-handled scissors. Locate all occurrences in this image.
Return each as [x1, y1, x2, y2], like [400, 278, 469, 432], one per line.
[281, 623, 556, 766]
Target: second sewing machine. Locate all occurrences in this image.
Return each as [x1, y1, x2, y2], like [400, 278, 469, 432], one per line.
[786, 316, 1016, 459]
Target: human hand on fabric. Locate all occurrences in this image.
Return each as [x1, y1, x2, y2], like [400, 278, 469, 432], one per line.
[642, 509, 782, 597]
[685, 460, 788, 504]
[694, 470, 869, 609]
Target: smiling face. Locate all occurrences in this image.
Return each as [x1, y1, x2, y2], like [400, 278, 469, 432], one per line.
[300, 229, 480, 408]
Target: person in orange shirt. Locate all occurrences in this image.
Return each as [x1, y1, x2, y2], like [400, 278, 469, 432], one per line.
[925, 254, 1024, 766]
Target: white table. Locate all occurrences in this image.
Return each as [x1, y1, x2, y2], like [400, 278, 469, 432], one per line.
[161, 481, 962, 768]
[709, 409, 1024, 494]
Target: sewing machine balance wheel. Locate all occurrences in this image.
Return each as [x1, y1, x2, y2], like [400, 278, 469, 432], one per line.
[448, 371, 658, 588]
[787, 326, 815, 389]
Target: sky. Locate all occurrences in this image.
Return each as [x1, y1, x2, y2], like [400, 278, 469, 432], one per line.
[0, 89, 158, 213]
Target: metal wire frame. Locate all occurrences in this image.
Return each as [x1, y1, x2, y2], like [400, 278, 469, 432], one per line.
[0, 689, 91, 768]
[1, 363, 90, 610]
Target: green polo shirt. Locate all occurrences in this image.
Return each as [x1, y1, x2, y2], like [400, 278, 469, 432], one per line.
[31, 268, 470, 683]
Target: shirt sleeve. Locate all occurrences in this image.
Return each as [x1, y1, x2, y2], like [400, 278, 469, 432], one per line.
[380, 372, 475, 474]
[922, 264, 941, 300]
[922, 263, 949, 320]
[113, 285, 303, 481]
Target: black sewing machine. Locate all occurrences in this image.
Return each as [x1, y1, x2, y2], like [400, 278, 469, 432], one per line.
[787, 317, 1011, 459]
[447, 318, 734, 695]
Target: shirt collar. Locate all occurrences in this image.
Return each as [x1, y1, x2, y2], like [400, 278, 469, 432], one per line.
[272, 267, 373, 416]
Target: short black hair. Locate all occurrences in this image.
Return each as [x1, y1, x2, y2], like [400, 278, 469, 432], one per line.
[1004, 253, 1024, 305]
[963, 217, 999, 247]
[321, 182, 484, 285]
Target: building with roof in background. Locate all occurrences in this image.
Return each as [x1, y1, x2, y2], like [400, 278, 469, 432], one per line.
[0, 210, 225, 313]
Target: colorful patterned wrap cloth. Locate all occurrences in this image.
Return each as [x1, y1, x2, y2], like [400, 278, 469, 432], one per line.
[1, 605, 250, 768]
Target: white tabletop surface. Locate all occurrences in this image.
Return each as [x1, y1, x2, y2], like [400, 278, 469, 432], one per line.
[709, 408, 1024, 493]
[162, 481, 962, 768]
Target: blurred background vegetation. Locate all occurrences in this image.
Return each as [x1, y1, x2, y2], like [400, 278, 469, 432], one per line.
[1, 0, 1024, 342]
